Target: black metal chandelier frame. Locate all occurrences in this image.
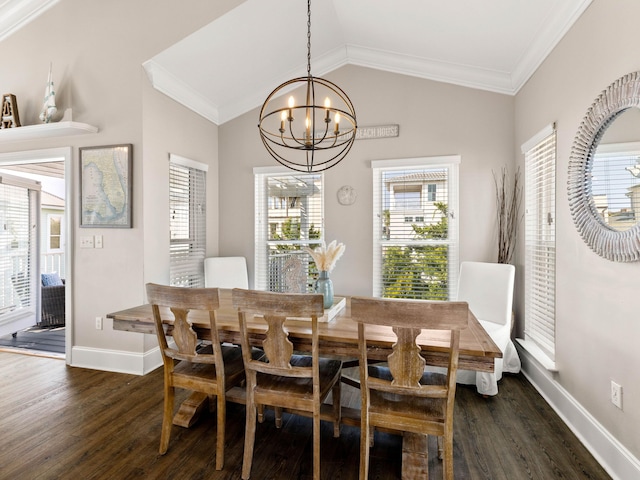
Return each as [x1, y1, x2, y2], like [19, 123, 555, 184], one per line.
[258, 0, 357, 173]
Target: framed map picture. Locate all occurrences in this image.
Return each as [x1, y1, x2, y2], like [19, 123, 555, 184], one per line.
[80, 144, 132, 228]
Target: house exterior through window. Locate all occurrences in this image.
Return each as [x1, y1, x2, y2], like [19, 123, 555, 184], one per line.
[372, 156, 459, 300]
[48, 215, 62, 250]
[254, 167, 323, 293]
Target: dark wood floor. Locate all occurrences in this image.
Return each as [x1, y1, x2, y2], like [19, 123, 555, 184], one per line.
[0, 351, 610, 479]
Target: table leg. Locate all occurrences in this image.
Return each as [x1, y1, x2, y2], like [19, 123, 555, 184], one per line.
[402, 432, 429, 479]
[172, 391, 209, 428]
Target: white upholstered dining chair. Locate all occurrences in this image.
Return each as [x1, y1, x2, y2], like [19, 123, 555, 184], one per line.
[204, 256, 249, 289]
[454, 261, 520, 395]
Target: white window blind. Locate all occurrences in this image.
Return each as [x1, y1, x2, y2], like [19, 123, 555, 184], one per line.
[372, 156, 459, 300]
[523, 125, 556, 360]
[169, 155, 207, 288]
[254, 168, 323, 292]
[0, 176, 40, 325]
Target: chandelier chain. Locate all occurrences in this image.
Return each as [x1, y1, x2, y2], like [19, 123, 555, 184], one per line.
[257, 0, 356, 172]
[307, 0, 311, 76]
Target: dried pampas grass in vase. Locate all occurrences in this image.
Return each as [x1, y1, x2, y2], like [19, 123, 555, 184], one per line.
[304, 240, 345, 308]
[304, 240, 345, 273]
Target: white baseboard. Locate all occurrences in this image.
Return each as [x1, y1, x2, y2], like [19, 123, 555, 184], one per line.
[517, 345, 640, 480]
[70, 345, 163, 375]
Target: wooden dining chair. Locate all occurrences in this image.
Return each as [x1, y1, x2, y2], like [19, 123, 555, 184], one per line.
[232, 288, 343, 480]
[146, 283, 247, 471]
[350, 296, 469, 480]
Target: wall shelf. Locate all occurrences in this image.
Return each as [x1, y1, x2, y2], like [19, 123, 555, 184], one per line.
[0, 121, 99, 143]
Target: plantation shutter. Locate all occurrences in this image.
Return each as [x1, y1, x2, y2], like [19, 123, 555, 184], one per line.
[169, 154, 207, 288]
[372, 156, 459, 300]
[0, 174, 40, 327]
[523, 125, 556, 360]
[254, 167, 324, 292]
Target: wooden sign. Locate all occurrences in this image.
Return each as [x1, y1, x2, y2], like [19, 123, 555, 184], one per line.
[355, 124, 399, 140]
[1, 94, 21, 128]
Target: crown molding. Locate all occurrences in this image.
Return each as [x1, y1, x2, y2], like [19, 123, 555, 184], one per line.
[143, 0, 593, 125]
[345, 44, 515, 95]
[0, 0, 60, 43]
[511, 0, 593, 93]
[144, 44, 517, 126]
[142, 59, 220, 124]
[216, 46, 349, 125]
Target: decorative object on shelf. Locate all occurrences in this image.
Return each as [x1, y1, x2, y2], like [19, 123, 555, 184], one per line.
[493, 166, 522, 264]
[39, 63, 57, 123]
[337, 185, 357, 206]
[1, 93, 21, 128]
[80, 144, 133, 228]
[304, 240, 345, 309]
[258, 0, 357, 173]
[568, 71, 640, 262]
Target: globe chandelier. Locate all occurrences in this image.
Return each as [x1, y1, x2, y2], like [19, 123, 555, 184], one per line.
[258, 0, 357, 173]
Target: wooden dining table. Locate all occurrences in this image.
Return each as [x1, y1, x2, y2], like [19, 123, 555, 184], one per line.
[108, 289, 501, 478]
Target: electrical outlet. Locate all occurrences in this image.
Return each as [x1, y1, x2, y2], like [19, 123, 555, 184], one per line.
[611, 381, 622, 409]
[95, 316, 103, 330]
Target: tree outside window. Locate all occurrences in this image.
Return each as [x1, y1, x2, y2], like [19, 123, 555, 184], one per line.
[373, 157, 459, 301]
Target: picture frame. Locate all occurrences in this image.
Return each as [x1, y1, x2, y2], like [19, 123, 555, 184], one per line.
[80, 144, 132, 228]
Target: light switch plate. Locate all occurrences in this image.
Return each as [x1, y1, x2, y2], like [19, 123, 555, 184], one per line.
[80, 236, 94, 248]
[94, 235, 103, 248]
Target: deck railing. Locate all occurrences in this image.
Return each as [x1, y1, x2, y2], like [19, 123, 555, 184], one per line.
[41, 252, 65, 277]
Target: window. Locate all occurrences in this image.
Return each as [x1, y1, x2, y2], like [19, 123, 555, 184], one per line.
[169, 154, 207, 288]
[523, 125, 556, 360]
[47, 214, 62, 250]
[394, 186, 421, 209]
[0, 175, 40, 328]
[255, 168, 323, 292]
[427, 184, 437, 202]
[372, 156, 459, 300]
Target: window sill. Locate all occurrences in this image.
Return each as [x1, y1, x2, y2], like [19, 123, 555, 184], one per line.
[516, 338, 558, 372]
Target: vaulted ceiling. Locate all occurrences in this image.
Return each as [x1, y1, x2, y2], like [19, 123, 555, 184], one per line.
[1, 0, 593, 126]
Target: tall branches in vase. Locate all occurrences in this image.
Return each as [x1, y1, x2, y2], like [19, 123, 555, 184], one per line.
[494, 167, 522, 264]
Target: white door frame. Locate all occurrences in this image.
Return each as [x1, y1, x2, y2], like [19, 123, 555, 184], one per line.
[0, 147, 73, 364]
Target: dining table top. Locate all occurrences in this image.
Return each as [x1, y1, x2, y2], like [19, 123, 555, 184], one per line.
[108, 289, 501, 373]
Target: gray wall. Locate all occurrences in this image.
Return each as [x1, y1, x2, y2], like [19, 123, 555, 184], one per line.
[0, 0, 241, 363]
[219, 65, 515, 296]
[514, 0, 640, 465]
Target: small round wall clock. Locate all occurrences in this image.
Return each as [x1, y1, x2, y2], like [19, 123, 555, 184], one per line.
[337, 185, 357, 205]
